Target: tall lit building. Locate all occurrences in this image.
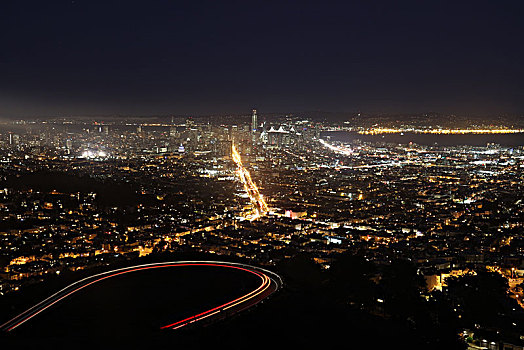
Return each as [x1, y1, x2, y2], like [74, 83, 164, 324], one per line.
[251, 109, 257, 133]
[251, 109, 258, 143]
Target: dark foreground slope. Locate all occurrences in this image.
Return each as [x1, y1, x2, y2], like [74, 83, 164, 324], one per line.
[1, 252, 468, 349]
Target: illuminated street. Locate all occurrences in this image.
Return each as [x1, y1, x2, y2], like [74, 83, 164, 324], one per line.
[232, 144, 268, 220]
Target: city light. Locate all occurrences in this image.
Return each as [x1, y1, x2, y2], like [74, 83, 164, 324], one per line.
[2, 113, 523, 348]
[318, 138, 353, 155]
[231, 144, 268, 220]
[80, 150, 109, 159]
[359, 127, 524, 135]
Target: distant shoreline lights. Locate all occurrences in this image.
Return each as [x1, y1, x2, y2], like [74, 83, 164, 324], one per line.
[359, 128, 524, 135]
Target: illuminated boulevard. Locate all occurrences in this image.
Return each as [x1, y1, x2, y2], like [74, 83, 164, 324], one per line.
[232, 144, 269, 220]
[0, 261, 281, 333]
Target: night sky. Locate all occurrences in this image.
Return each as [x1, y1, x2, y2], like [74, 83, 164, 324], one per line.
[1, 0, 523, 117]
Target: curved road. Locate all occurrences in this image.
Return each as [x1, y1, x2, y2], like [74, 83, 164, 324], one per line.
[0, 261, 282, 332]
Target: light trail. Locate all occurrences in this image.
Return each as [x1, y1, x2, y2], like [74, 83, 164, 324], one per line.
[0, 261, 281, 333]
[160, 266, 272, 329]
[231, 144, 268, 220]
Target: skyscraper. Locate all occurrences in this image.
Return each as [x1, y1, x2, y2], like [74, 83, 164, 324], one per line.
[251, 109, 257, 133]
[251, 109, 258, 143]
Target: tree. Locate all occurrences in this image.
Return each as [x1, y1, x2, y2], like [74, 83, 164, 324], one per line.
[328, 252, 377, 307]
[378, 259, 426, 320]
[446, 269, 510, 329]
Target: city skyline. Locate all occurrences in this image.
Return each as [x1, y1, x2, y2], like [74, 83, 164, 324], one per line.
[1, 112, 524, 348]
